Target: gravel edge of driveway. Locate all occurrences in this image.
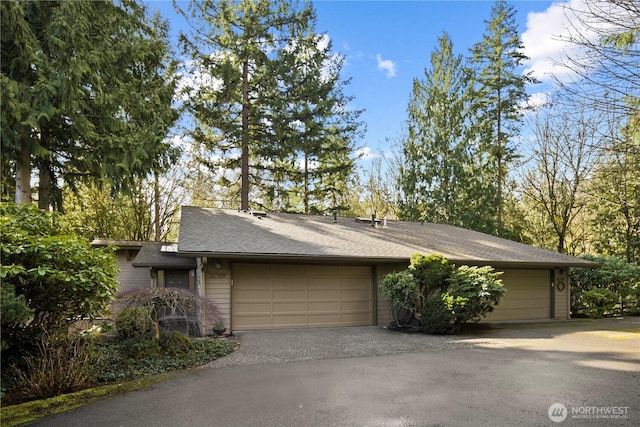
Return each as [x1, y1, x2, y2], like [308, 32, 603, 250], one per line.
[204, 326, 476, 368]
[203, 318, 640, 368]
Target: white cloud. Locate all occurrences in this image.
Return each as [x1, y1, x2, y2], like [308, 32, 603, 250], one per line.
[524, 92, 553, 111]
[376, 54, 397, 78]
[356, 146, 380, 160]
[521, 0, 595, 83]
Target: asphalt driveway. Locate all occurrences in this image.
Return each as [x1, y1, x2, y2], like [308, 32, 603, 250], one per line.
[32, 318, 639, 426]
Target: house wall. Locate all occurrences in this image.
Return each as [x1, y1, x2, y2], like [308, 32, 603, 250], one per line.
[116, 249, 150, 293]
[554, 268, 570, 320]
[204, 259, 232, 334]
[200, 258, 568, 332]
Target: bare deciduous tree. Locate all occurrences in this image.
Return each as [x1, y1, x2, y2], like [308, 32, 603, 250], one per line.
[520, 108, 602, 253]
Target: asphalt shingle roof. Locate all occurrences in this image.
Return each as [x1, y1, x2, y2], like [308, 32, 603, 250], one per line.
[177, 207, 598, 268]
[132, 242, 196, 269]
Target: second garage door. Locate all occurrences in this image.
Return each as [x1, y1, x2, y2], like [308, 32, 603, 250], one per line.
[484, 269, 551, 321]
[232, 264, 373, 330]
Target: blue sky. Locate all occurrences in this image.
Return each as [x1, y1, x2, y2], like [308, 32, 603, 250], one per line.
[147, 0, 583, 167]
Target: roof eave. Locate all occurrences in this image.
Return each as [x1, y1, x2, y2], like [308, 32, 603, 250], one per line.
[177, 251, 600, 268]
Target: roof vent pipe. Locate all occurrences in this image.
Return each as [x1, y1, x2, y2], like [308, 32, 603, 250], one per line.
[383, 217, 387, 227]
[371, 213, 376, 227]
[333, 209, 338, 223]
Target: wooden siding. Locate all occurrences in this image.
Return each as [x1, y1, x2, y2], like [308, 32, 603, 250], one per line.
[204, 259, 232, 333]
[116, 249, 150, 292]
[554, 268, 570, 320]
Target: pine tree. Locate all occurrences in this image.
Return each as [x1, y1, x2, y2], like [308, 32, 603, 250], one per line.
[469, 0, 536, 235]
[177, 0, 363, 212]
[267, 31, 364, 213]
[399, 32, 494, 231]
[1, 0, 178, 209]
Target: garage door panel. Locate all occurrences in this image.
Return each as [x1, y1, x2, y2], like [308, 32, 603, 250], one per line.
[272, 290, 307, 300]
[308, 314, 341, 325]
[234, 302, 272, 313]
[308, 279, 340, 289]
[308, 289, 340, 300]
[485, 270, 550, 321]
[340, 314, 370, 325]
[232, 263, 372, 329]
[235, 315, 272, 328]
[275, 265, 307, 275]
[273, 314, 309, 323]
[272, 302, 306, 312]
[309, 301, 340, 312]
[235, 290, 272, 300]
[342, 289, 370, 301]
[341, 300, 370, 311]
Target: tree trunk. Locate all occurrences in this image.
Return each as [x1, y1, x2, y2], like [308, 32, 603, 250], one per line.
[154, 172, 161, 241]
[304, 153, 309, 214]
[496, 85, 503, 236]
[241, 58, 250, 211]
[15, 148, 32, 204]
[38, 159, 51, 210]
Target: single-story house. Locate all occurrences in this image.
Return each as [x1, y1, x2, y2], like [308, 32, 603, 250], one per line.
[94, 207, 598, 334]
[170, 206, 598, 333]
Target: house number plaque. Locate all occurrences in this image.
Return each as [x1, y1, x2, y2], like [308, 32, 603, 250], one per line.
[211, 273, 227, 279]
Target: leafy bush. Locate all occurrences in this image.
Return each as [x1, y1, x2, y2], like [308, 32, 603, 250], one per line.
[579, 288, 618, 318]
[379, 270, 419, 326]
[115, 306, 151, 339]
[420, 296, 459, 334]
[1, 283, 33, 352]
[380, 253, 505, 334]
[409, 253, 453, 298]
[445, 265, 505, 323]
[0, 202, 118, 371]
[11, 333, 94, 400]
[570, 255, 640, 316]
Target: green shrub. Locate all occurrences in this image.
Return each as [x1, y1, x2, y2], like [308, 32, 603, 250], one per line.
[570, 255, 640, 316]
[379, 270, 419, 327]
[159, 331, 193, 356]
[115, 306, 150, 339]
[409, 253, 453, 298]
[0, 203, 119, 333]
[445, 265, 505, 323]
[380, 253, 505, 334]
[421, 296, 459, 334]
[579, 288, 618, 318]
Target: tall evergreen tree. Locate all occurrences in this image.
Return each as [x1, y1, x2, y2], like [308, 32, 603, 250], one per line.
[399, 32, 494, 231]
[1, 0, 179, 209]
[469, 0, 536, 235]
[267, 32, 364, 213]
[177, 0, 362, 212]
